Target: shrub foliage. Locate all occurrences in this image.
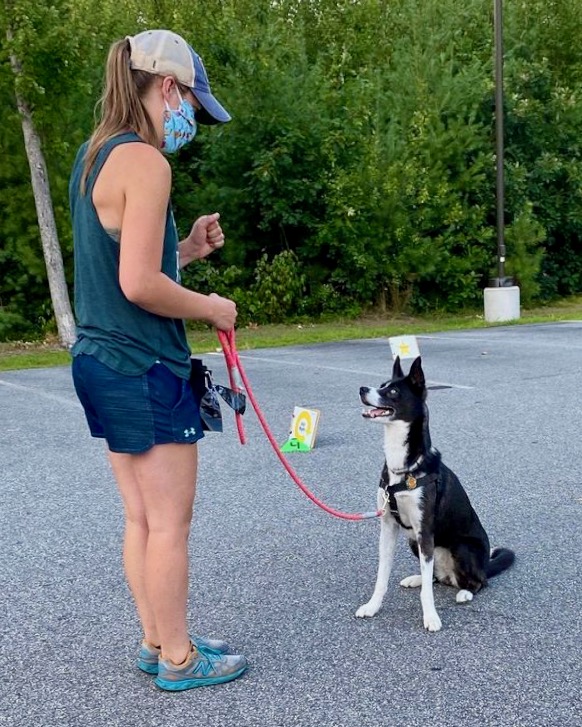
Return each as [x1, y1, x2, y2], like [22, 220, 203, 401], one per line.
[2, 0, 582, 338]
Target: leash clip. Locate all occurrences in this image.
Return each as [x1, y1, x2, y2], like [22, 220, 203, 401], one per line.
[380, 490, 390, 517]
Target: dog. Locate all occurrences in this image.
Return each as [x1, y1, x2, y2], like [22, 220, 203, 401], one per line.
[356, 355, 515, 631]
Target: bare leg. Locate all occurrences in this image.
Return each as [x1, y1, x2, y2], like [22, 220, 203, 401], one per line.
[109, 442, 198, 664]
[109, 451, 158, 645]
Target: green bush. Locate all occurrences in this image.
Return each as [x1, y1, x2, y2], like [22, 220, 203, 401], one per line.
[181, 250, 306, 325]
[3, 0, 582, 340]
[250, 250, 306, 323]
[504, 203, 546, 306]
[0, 310, 35, 342]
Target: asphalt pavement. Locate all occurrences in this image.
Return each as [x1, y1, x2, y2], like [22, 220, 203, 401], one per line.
[1, 322, 581, 727]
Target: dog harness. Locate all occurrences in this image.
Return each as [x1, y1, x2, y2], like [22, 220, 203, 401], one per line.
[379, 463, 439, 529]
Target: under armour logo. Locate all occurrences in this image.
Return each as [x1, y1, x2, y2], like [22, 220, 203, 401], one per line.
[183, 427, 197, 438]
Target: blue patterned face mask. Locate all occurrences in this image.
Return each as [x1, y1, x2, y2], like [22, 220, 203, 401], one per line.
[162, 90, 197, 153]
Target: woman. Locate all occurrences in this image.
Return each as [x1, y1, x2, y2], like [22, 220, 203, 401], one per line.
[69, 29, 247, 691]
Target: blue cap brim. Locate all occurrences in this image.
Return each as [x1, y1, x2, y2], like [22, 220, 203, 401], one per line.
[193, 89, 231, 125]
[188, 46, 231, 125]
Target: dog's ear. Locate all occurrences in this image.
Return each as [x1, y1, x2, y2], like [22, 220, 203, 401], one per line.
[408, 356, 425, 391]
[392, 356, 404, 379]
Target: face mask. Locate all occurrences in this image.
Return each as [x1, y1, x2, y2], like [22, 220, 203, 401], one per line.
[162, 90, 197, 153]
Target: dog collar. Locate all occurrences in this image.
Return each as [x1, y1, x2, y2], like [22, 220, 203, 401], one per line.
[388, 447, 439, 478]
[388, 456, 425, 477]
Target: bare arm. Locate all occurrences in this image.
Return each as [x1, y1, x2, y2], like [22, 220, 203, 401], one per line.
[117, 145, 236, 330]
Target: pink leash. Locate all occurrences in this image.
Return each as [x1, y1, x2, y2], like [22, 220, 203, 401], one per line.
[218, 329, 247, 445]
[217, 329, 382, 521]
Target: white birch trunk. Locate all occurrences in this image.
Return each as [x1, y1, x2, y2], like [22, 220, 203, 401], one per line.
[7, 33, 76, 348]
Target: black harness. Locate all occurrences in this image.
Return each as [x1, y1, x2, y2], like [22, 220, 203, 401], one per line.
[379, 463, 438, 530]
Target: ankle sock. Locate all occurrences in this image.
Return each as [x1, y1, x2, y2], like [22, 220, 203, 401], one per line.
[167, 642, 196, 668]
[143, 640, 161, 651]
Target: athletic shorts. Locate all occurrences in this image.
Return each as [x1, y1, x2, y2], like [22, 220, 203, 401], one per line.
[72, 353, 204, 454]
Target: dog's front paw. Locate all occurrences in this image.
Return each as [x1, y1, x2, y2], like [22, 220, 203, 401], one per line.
[423, 610, 442, 632]
[355, 600, 382, 618]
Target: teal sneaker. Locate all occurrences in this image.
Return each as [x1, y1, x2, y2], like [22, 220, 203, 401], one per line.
[154, 645, 247, 691]
[137, 636, 231, 675]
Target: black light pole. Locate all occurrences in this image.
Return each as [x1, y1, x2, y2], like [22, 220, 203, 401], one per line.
[484, 0, 519, 318]
[491, 0, 511, 287]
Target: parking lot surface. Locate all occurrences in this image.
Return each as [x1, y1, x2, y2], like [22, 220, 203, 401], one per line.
[1, 322, 581, 726]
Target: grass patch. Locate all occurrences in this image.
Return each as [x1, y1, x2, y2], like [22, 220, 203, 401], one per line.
[0, 343, 72, 372]
[1, 296, 582, 372]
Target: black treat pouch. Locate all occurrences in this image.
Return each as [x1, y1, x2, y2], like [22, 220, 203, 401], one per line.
[189, 358, 247, 432]
[189, 358, 223, 432]
[214, 384, 246, 416]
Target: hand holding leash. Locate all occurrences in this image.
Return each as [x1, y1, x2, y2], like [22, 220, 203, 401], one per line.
[208, 293, 237, 330]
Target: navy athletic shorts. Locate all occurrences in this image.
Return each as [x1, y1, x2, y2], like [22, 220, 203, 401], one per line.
[72, 353, 204, 454]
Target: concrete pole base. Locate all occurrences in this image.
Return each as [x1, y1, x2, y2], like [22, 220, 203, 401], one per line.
[483, 286, 520, 322]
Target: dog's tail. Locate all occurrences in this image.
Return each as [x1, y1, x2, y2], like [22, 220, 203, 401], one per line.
[486, 547, 515, 578]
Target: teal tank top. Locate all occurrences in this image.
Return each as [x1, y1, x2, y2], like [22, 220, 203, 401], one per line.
[69, 132, 191, 378]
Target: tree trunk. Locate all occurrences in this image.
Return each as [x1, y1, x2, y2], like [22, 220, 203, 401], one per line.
[7, 32, 76, 348]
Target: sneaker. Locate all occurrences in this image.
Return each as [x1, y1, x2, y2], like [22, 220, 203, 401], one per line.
[154, 645, 247, 691]
[137, 636, 231, 675]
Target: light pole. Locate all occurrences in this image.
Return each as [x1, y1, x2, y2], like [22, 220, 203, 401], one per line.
[484, 0, 520, 320]
[493, 0, 508, 286]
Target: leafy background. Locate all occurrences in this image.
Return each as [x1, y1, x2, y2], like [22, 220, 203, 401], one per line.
[2, 0, 582, 339]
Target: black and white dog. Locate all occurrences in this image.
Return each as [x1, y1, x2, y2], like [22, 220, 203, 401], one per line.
[356, 356, 514, 631]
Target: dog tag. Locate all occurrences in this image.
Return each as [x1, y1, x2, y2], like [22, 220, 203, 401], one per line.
[406, 475, 417, 490]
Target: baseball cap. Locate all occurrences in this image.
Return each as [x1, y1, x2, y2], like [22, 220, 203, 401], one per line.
[126, 29, 231, 125]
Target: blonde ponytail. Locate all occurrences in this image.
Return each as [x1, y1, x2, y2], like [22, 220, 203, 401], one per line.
[80, 39, 159, 194]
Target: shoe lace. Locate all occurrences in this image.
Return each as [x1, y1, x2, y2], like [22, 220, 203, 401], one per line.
[193, 647, 225, 676]
[199, 648, 221, 666]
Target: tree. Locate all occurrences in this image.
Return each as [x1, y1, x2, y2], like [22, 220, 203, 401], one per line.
[3, 4, 76, 347]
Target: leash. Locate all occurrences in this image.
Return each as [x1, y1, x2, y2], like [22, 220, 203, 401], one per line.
[216, 329, 382, 522]
[216, 329, 246, 445]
